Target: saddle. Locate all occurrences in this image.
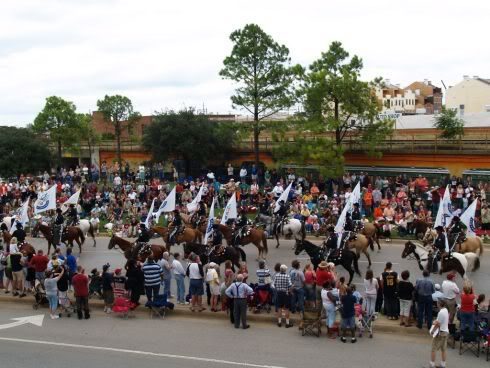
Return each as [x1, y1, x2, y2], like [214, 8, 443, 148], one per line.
[134, 242, 150, 258]
[328, 249, 343, 263]
[212, 245, 225, 257]
[239, 226, 251, 238]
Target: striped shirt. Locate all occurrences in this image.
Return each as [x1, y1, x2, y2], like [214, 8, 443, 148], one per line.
[142, 262, 163, 287]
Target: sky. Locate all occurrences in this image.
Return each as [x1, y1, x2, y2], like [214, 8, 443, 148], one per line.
[1, 0, 489, 126]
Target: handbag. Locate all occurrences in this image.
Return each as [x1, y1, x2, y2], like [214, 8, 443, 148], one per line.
[264, 276, 272, 285]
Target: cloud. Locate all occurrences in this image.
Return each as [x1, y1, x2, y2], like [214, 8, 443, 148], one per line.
[0, 0, 489, 125]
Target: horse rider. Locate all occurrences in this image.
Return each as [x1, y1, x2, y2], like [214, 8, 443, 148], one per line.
[211, 223, 224, 253]
[169, 209, 183, 245]
[65, 204, 79, 227]
[52, 208, 65, 246]
[134, 223, 151, 259]
[447, 216, 466, 250]
[273, 199, 289, 234]
[259, 195, 272, 216]
[11, 222, 26, 246]
[232, 208, 249, 247]
[193, 200, 207, 227]
[351, 203, 362, 231]
[431, 225, 447, 272]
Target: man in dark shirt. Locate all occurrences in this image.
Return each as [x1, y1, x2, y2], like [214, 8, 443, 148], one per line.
[11, 223, 26, 244]
[340, 287, 357, 343]
[72, 266, 90, 320]
[381, 262, 399, 319]
[65, 204, 78, 226]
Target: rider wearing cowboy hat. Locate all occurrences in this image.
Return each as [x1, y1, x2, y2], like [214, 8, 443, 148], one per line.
[447, 216, 466, 250]
[431, 225, 447, 273]
[65, 203, 78, 227]
[169, 209, 183, 245]
[53, 208, 64, 246]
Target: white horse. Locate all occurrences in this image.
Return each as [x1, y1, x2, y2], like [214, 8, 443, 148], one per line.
[77, 219, 96, 247]
[256, 214, 305, 248]
[1, 216, 14, 232]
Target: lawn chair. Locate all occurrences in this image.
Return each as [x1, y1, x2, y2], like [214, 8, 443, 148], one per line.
[459, 329, 480, 357]
[301, 307, 322, 337]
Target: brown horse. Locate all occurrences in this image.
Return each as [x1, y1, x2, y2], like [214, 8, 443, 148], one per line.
[411, 219, 430, 240]
[107, 234, 167, 262]
[1, 227, 12, 245]
[19, 243, 36, 257]
[151, 226, 202, 249]
[360, 222, 381, 251]
[346, 233, 373, 267]
[33, 223, 85, 254]
[454, 235, 484, 255]
[218, 224, 268, 260]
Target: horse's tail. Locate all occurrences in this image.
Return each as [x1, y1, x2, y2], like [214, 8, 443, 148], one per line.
[474, 256, 481, 271]
[478, 237, 484, 255]
[238, 247, 247, 262]
[353, 251, 361, 276]
[79, 228, 85, 245]
[368, 237, 374, 252]
[300, 220, 306, 240]
[88, 222, 96, 247]
[262, 231, 268, 255]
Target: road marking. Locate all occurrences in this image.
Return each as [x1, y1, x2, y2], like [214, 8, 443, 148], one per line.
[0, 336, 287, 368]
[0, 315, 44, 330]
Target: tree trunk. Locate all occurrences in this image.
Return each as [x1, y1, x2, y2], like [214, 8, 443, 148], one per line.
[88, 140, 93, 166]
[254, 107, 260, 168]
[334, 99, 341, 146]
[115, 122, 122, 175]
[57, 138, 62, 166]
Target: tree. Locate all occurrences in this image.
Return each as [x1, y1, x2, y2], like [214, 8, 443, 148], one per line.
[32, 96, 79, 164]
[71, 113, 101, 165]
[433, 107, 465, 140]
[220, 23, 301, 168]
[0, 126, 51, 177]
[273, 42, 393, 177]
[96, 95, 141, 172]
[143, 109, 237, 175]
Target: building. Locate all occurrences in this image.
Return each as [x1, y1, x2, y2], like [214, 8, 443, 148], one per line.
[446, 76, 490, 114]
[376, 79, 442, 115]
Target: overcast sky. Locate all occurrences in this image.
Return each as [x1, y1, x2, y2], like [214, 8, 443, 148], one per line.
[1, 0, 489, 126]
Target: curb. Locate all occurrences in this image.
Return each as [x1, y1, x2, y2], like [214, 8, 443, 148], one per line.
[0, 294, 426, 336]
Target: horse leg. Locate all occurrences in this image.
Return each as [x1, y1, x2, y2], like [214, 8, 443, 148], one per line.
[275, 233, 280, 249]
[363, 249, 372, 267]
[375, 234, 381, 251]
[347, 266, 354, 285]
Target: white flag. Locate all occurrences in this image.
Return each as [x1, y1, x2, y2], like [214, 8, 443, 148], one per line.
[334, 201, 352, 248]
[204, 197, 216, 245]
[34, 185, 57, 214]
[460, 199, 478, 237]
[221, 192, 237, 225]
[10, 199, 30, 234]
[144, 198, 156, 228]
[155, 187, 176, 223]
[274, 182, 293, 213]
[187, 184, 205, 213]
[61, 189, 81, 212]
[350, 182, 361, 206]
[435, 185, 453, 228]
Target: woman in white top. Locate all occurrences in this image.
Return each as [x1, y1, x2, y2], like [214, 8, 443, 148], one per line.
[205, 263, 220, 312]
[321, 281, 339, 338]
[363, 269, 378, 316]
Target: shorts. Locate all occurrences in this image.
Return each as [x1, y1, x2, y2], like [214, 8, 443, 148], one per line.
[210, 284, 220, 296]
[12, 270, 25, 282]
[431, 332, 448, 352]
[399, 299, 412, 317]
[341, 316, 356, 329]
[103, 290, 114, 305]
[5, 268, 13, 280]
[275, 291, 290, 309]
[189, 279, 204, 296]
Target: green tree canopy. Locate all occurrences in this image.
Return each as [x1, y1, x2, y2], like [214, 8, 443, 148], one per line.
[96, 95, 141, 171]
[0, 126, 52, 177]
[32, 96, 79, 164]
[220, 23, 301, 167]
[69, 113, 101, 164]
[272, 42, 393, 177]
[433, 107, 465, 140]
[142, 109, 238, 174]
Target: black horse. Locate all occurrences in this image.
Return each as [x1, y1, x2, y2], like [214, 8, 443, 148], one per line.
[294, 239, 360, 285]
[183, 243, 246, 270]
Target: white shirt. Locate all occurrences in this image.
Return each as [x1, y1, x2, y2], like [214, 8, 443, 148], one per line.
[172, 260, 185, 276]
[321, 287, 339, 309]
[441, 280, 460, 300]
[113, 176, 122, 186]
[272, 185, 283, 197]
[364, 278, 378, 296]
[436, 307, 449, 333]
[188, 263, 202, 279]
[239, 168, 247, 177]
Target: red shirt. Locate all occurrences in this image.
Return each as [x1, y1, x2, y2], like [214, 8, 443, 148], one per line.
[29, 255, 49, 272]
[72, 273, 89, 297]
[460, 293, 475, 313]
[315, 269, 334, 287]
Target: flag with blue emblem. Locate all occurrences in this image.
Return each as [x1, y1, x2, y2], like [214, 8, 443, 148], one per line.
[204, 197, 216, 245]
[460, 199, 477, 237]
[221, 192, 237, 225]
[34, 185, 57, 214]
[155, 187, 176, 223]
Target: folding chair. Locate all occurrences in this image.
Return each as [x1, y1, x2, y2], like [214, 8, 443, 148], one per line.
[447, 323, 457, 349]
[459, 329, 480, 357]
[301, 307, 322, 337]
[149, 294, 168, 320]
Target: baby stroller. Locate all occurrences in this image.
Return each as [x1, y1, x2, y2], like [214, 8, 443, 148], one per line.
[89, 268, 103, 299]
[58, 291, 76, 317]
[251, 284, 272, 313]
[32, 280, 49, 310]
[357, 303, 376, 338]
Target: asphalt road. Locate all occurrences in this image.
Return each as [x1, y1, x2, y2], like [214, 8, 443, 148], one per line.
[0, 302, 488, 368]
[15, 234, 490, 296]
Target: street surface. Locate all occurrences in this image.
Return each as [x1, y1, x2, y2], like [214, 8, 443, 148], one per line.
[0, 302, 488, 368]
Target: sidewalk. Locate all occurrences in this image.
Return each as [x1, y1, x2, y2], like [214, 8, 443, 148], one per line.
[0, 292, 428, 337]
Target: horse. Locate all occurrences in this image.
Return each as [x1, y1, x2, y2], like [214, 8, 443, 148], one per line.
[18, 243, 36, 257]
[359, 222, 381, 251]
[454, 234, 484, 255]
[218, 224, 268, 260]
[1, 216, 13, 232]
[411, 219, 430, 239]
[325, 229, 373, 267]
[77, 219, 97, 247]
[422, 228, 437, 245]
[33, 223, 85, 254]
[151, 225, 202, 249]
[255, 214, 305, 248]
[183, 243, 245, 270]
[107, 234, 167, 262]
[1, 225, 12, 245]
[401, 240, 479, 278]
[294, 239, 360, 285]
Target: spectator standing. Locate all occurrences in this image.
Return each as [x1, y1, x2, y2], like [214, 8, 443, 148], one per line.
[397, 270, 414, 327]
[72, 266, 90, 320]
[289, 260, 305, 314]
[206, 262, 220, 312]
[101, 264, 114, 313]
[459, 284, 476, 331]
[225, 273, 253, 329]
[315, 261, 334, 303]
[432, 284, 444, 302]
[272, 264, 293, 328]
[340, 287, 357, 343]
[172, 253, 186, 304]
[30, 249, 49, 283]
[303, 263, 316, 308]
[415, 270, 435, 329]
[158, 252, 173, 298]
[428, 299, 449, 368]
[142, 256, 163, 305]
[125, 259, 145, 305]
[186, 254, 205, 312]
[44, 267, 64, 319]
[441, 273, 459, 324]
[381, 262, 398, 319]
[0, 245, 5, 290]
[239, 166, 247, 184]
[321, 281, 339, 338]
[9, 242, 25, 297]
[363, 269, 378, 316]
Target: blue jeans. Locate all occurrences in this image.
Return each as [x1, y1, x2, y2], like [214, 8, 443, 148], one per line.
[290, 288, 305, 313]
[174, 274, 185, 303]
[145, 285, 160, 303]
[417, 295, 433, 329]
[325, 304, 337, 328]
[460, 311, 475, 331]
[163, 277, 172, 298]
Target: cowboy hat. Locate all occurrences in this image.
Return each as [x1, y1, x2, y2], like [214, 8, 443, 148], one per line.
[318, 261, 329, 269]
[435, 225, 444, 231]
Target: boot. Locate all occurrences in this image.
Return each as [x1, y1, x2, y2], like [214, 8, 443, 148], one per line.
[77, 310, 83, 320]
[84, 311, 90, 320]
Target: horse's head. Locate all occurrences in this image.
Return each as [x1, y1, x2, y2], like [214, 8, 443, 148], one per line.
[294, 239, 304, 255]
[401, 241, 415, 259]
[108, 235, 116, 250]
[0, 223, 7, 232]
